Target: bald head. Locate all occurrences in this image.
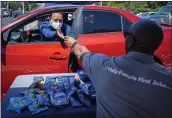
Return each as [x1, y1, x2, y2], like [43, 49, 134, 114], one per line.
[50, 12, 63, 23]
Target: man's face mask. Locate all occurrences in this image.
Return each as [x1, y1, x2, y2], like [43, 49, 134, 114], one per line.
[51, 21, 63, 30]
[50, 13, 63, 30]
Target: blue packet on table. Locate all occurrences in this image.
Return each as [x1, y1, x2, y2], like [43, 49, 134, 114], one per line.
[79, 82, 96, 100]
[62, 76, 74, 90]
[75, 79, 92, 96]
[56, 77, 64, 89]
[51, 76, 75, 93]
[50, 92, 69, 107]
[77, 70, 89, 81]
[79, 83, 92, 96]
[29, 76, 44, 89]
[57, 76, 75, 91]
[45, 76, 57, 80]
[34, 88, 46, 94]
[77, 89, 91, 108]
[20, 89, 39, 99]
[44, 76, 58, 95]
[33, 76, 44, 82]
[7, 96, 35, 113]
[70, 97, 83, 107]
[20, 89, 35, 96]
[27, 93, 36, 99]
[66, 86, 77, 97]
[36, 94, 51, 106]
[28, 101, 48, 115]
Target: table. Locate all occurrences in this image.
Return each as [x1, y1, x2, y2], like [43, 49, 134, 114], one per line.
[1, 73, 96, 118]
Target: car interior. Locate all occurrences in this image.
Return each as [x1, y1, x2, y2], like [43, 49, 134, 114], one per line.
[9, 11, 75, 43]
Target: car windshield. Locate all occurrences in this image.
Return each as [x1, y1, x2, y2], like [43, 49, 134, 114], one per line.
[1, 13, 25, 28]
[1, 9, 36, 28]
[156, 6, 172, 15]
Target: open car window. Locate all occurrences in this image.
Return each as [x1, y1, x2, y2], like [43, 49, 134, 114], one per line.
[4, 7, 46, 26]
[8, 11, 76, 44]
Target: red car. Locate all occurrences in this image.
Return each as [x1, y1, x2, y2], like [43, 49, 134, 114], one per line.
[1, 5, 172, 99]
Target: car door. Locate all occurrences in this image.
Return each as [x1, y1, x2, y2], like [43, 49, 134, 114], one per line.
[1, 10, 75, 95]
[77, 9, 132, 57]
[2, 42, 70, 93]
[67, 8, 133, 72]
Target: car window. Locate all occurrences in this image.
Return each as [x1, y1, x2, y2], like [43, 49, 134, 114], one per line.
[9, 16, 48, 43]
[122, 16, 132, 32]
[4, 8, 41, 26]
[82, 10, 122, 34]
[8, 12, 74, 43]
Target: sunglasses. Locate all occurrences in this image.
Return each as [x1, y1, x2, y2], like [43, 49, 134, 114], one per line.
[124, 31, 149, 48]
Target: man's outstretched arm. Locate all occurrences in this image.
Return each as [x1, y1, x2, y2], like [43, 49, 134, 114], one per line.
[73, 43, 90, 60]
[63, 36, 111, 86]
[40, 23, 56, 39]
[64, 36, 90, 59]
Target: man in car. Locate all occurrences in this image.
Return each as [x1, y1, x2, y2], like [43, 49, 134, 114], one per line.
[40, 12, 70, 41]
[63, 19, 172, 118]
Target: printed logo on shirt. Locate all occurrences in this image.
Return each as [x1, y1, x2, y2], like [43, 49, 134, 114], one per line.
[105, 66, 172, 90]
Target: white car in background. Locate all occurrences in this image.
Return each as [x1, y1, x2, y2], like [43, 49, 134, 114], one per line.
[1, 8, 9, 17]
[137, 12, 156, 19]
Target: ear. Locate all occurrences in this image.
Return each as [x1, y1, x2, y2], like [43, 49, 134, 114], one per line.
[126, 35, 135, 47]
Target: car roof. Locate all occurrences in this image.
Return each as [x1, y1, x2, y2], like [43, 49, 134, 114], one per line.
[11, 5, 81, 21]
[1, 5, 140, 32]
[33, 4, 81, 11]
[42, 1, 96, 7]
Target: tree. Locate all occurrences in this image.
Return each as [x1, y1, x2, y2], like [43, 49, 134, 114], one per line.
[102, 1, 170, 13]
[102, 1, 126, 10]
[1, 1, 40, 11]
[147, 1, 169, 11]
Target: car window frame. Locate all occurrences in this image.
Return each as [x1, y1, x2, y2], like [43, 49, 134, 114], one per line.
[121, 15, 132, 32]
[79, 9, 132, 36]
[8, 13, 70, 45]
[2, 7, 79, 45]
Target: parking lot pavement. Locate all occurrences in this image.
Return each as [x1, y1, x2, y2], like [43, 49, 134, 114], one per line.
[1, 17, 15, 27]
